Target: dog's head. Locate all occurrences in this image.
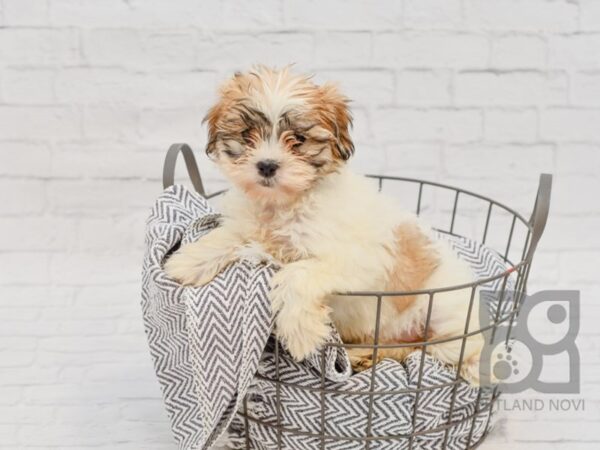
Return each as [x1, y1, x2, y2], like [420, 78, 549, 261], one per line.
[204, 66, 354, 204]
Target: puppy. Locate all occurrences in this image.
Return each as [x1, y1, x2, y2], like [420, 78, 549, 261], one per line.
[165, 66, 484, 384]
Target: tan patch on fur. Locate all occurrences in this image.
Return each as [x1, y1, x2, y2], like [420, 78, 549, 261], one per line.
[245, 205, 308, 264]
[386, 222, 440, 315]
[344, 224, 439, 370]
[254, 226, 304, 265]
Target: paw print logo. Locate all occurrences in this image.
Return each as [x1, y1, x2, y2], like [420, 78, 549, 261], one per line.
[479, 290, 580, 394]
[494, 350, 518, 380]
[488, 340, 533, 385]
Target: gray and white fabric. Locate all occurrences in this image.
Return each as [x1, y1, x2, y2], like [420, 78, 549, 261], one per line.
[141, 185, 513, 450]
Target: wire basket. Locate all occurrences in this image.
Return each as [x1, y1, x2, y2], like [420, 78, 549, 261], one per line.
[164, 143, 552, 450]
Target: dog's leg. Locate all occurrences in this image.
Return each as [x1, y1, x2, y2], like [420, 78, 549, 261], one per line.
[348, 346, 418, 372]
[426, 334, 484, 386]
[269, 258, 343, 361]
[164, 226, 244, 286]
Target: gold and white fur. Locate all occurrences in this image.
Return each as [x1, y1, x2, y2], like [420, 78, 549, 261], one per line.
[165, 66, 484, 384]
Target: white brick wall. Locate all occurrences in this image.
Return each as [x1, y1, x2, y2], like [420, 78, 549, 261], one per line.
[0, 1, 598, 449]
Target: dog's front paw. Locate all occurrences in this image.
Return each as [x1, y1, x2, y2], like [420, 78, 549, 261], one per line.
[270, 268, 331, 361]
[164, 246, 217, 287]
[347, 349, 375, 373]
[275, 302, 331, 361]
[235, 241, 279, 267]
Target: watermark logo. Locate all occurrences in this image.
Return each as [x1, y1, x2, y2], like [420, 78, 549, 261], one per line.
[479, 290, 580, 394]
[494, 397, 585, 413]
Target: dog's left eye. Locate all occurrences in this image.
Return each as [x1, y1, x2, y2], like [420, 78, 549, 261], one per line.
[292, 133, 305, 147]
[241, 129, 254, 145]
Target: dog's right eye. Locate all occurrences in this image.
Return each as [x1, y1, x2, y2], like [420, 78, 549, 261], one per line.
[223, 149, 240, 158]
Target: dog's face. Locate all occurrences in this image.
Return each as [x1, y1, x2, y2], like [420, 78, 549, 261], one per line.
[204, 66, 354, 204]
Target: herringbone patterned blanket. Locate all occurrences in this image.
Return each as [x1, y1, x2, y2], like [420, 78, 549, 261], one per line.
[141, 185, 510, 450]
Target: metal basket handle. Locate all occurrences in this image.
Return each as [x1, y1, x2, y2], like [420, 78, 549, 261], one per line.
[525, 173, 552, 264]
[162, 143, 205, 196]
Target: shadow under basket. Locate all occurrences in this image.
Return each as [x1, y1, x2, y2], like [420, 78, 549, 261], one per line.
[156, 143, 553, 450]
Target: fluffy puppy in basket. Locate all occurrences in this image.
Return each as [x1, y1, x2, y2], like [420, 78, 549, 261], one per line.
[165, 66, 484, 384]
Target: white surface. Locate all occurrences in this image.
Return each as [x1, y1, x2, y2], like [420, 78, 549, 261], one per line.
[0, 0, 599, 449]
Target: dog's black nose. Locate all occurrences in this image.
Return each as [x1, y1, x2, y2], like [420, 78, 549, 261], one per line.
[256, 160, 279, 178]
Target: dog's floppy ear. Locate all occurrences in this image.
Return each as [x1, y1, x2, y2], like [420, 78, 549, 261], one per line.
[318, 83, 354, 161]
[203, 72, 246, 157]
[202, 101, 223, 158]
